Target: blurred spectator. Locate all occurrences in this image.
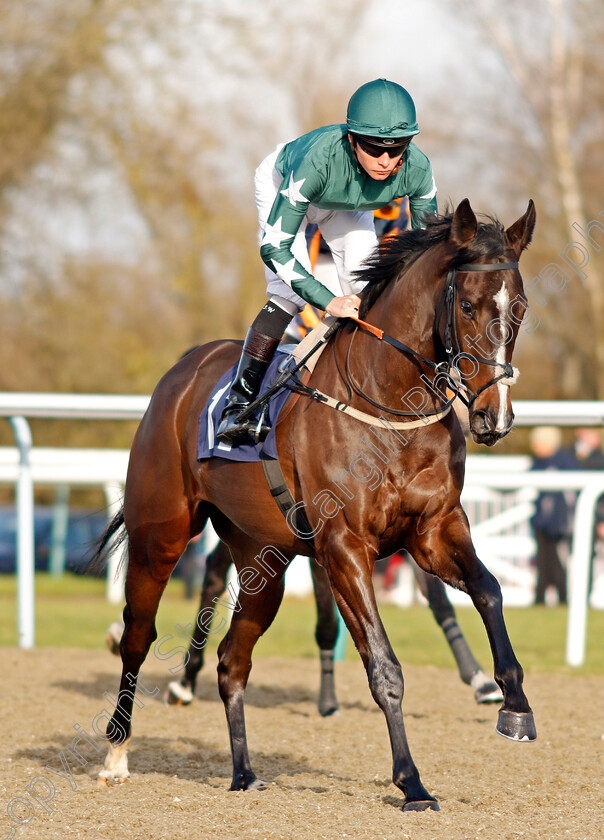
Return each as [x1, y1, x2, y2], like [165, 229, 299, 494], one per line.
[572, 427, 604, 473]
[529, 426, 574, 606]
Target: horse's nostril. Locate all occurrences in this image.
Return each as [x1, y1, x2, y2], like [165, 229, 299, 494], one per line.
[471, 410, 495, 433]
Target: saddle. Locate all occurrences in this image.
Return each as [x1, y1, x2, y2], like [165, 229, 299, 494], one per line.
[197, 347, 300, 462]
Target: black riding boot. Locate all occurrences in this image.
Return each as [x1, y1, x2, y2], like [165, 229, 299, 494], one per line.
[215, 328, 281, 443]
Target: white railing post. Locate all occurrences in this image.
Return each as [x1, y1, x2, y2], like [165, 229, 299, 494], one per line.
[566, 480, 603, 666]
[9, 417, 35, 648]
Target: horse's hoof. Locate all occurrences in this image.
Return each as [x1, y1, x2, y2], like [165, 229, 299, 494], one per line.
[496, 709, 537, 741]
[318, 701, 339, 717]
[230, 774, 270, 791]
[97, 772, 129, 786]
[164, 681, 194, 706]
[403, 798, 439, 812]
[474, 680, 503, 705]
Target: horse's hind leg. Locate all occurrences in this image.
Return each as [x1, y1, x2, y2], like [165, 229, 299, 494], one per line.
[166, 539, 232, 705]
[411, 559, 502, 704]
[99, 524, 190, 784]
[409, 506, 536, 742]
[309, 557, 339, 716]
[217, 544, 287, 791]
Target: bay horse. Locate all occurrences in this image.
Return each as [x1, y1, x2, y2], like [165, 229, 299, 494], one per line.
[95, 198, 536, 811]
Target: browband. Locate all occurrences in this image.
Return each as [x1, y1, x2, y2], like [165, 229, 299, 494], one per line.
[456, 262, 518, 271]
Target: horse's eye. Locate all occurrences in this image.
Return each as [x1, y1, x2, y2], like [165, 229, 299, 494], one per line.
[460, 300, 473, 317]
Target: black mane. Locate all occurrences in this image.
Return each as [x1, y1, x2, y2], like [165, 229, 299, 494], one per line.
[357, 210, 507, 318]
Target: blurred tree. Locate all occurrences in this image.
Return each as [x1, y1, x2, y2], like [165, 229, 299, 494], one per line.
[460, 0, 604, 399]
[0, 0, 107, 202]
[0, 0, 367, 447]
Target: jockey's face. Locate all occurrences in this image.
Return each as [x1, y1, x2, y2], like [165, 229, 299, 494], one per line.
[349, 134, 405, 181]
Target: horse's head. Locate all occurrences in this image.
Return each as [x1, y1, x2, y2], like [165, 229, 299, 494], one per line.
[442, 198, 536, 446]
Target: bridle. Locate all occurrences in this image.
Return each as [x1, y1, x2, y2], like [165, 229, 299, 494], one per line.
[332, 259, 520, 417]
[434, 260, 520, 408]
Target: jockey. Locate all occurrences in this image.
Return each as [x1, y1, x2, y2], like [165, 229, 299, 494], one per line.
[216, 78, 438, 443]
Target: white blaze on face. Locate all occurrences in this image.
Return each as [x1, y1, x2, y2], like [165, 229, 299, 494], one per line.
[493, 282, 511, 432]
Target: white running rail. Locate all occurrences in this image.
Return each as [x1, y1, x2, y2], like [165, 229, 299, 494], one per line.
[1, 395, 603, 666]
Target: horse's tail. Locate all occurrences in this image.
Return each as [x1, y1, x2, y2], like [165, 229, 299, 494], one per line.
[86, 507, 128, 576]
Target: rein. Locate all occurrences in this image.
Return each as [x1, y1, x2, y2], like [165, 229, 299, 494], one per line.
[328, 259, 520, 417]
[236, 259, 520, 433]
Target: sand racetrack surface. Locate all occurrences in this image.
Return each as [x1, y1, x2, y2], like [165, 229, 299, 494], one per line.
[0, 648, 601, 840]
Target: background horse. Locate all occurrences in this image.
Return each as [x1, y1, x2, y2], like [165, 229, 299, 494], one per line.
[95, 198, 536, 811]
[151, 541, 501, 710]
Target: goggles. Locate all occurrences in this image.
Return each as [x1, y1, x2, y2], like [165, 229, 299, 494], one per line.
[354, 134, 411, 159]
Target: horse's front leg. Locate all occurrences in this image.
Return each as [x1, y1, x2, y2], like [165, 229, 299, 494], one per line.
[321, 536, 438, 811]
[409, 505, 536, 742]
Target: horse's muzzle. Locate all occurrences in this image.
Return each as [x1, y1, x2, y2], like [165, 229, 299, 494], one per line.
[469, 407, 514, 447]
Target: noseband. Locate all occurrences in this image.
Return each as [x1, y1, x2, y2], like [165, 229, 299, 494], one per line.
[335, 259, 520, 417]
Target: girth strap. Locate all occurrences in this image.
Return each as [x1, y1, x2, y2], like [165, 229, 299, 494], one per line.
[260, 451, 316, 553]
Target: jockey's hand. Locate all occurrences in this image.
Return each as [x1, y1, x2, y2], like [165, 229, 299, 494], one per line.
[326, 294, 362, 319]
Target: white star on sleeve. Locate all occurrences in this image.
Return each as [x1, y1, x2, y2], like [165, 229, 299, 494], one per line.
[280, 173, 308, 206]
[418, 176, 437, 200]
[271, 257, 306, 285]
[261, 216, 295, 248]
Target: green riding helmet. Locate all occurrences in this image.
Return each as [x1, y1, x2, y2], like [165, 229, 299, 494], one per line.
[346, 78, 419, 139]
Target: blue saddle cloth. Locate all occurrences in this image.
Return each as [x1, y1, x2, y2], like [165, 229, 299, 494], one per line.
[197, 347, 299, 463]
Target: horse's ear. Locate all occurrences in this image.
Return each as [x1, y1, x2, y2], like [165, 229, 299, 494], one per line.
[505, 199, 536, 255]
[450, 198, 478, 247]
